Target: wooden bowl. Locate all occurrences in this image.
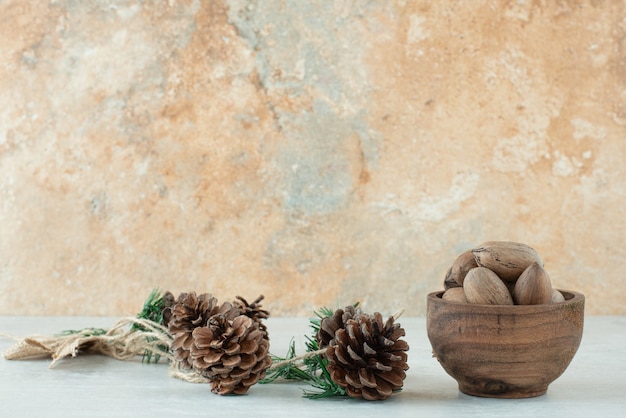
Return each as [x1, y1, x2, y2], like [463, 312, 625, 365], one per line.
[427, 290, 584, 398]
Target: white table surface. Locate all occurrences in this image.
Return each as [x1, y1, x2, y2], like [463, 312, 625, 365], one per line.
[1, 316, 624, 417]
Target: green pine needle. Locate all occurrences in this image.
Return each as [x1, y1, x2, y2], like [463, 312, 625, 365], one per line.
[133, 288, 171, 364]
[134, 288, 169, 328]
[56, 327, 107, 337]
[301, 350, 347, 399]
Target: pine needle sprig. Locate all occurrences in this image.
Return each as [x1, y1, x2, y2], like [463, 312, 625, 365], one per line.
[56, 327, 107, 337]
[134, 288, 169, 327]
[132, 288, 172, 364]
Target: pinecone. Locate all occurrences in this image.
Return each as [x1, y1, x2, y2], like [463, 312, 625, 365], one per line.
[319, 309, 409, 401]
[166, 292, 233, 369]
[190, 309, 272, 395]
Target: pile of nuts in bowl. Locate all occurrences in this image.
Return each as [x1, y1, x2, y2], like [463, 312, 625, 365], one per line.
[442, 241, 565, 305]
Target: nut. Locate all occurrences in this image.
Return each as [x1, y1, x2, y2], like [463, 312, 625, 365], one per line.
[445, 250, 478, 286]
[471, 241, 543, 282]
[551, 289, 565, 304]
[513, 262, 553, 305]
[444, 266, 462, 290]
[442, 287, 468, 303]
[463, 267, 514, 305]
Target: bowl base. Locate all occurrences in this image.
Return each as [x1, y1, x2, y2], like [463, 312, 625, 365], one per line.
[458, 382, 547, 399]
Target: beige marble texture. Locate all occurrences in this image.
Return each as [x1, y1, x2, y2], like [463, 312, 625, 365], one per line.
[1, 0, 625, 316]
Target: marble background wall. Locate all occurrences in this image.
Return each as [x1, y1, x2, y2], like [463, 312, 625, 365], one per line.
[1, 0, 625, 316]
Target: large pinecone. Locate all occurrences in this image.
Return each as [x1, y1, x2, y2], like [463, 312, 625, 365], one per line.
[190, 310, 272, 395]
[166, 292, 272, 395]
[166, 292, 233, 369]
[318, 308, 409, 401]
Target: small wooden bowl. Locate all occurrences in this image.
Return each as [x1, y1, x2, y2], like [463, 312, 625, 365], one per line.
[427, 290, 584, 398]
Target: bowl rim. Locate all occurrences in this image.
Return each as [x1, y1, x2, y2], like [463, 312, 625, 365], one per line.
[428, 289, 584, 310]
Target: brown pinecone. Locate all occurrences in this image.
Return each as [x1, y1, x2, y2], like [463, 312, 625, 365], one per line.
[190, 310, 272, 395]
[320, 310, 409, 401]
[166, 292, 233, 369]
[233, 295, 270, 331]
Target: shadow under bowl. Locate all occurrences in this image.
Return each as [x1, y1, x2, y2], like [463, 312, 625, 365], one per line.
[426, 290, 584, 398]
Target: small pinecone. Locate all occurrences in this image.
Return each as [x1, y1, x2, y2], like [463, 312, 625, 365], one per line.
[233, 295, 270, 332]
[190, 309, 272, 395]
[166, 292, 233, 369]
[319, 309, 409, 401]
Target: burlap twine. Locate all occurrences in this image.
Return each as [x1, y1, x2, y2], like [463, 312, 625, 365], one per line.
[1, 317, 174, 368]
